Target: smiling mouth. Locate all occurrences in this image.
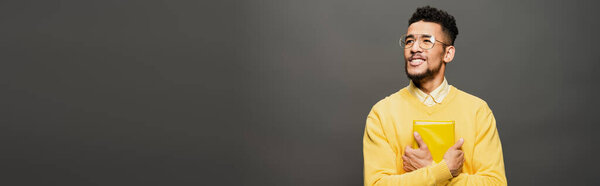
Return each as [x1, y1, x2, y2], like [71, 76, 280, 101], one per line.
[409, 58, 425, 66]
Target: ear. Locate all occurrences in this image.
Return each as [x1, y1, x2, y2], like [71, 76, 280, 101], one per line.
[443, 45, 455, 64]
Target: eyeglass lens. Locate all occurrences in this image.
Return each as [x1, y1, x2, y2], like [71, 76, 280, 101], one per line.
[400, 34, 435, 49]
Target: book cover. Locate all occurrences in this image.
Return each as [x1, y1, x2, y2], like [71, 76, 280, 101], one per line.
[412, 120, 455, 163]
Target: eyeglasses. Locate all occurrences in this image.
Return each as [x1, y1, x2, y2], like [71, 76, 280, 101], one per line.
[399, 34, 450, 50]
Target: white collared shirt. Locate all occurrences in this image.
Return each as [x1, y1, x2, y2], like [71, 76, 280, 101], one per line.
[407, 78, 451, 107]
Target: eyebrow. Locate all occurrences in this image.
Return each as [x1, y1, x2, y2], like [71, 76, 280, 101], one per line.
[405, 34, 433, 38]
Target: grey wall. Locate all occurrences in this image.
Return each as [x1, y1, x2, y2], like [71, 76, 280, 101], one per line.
[2, 0, 599, 185]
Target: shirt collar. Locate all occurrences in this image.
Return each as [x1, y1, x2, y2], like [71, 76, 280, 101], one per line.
[408, 78, 451, 106]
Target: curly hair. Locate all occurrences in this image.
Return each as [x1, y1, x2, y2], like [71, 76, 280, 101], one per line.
[408, 6, 458, 45]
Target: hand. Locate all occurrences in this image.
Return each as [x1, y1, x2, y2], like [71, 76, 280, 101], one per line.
[443, 138, 464, 177]
[402, 132, 433, 172]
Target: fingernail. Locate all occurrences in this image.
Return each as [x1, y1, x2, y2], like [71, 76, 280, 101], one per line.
[414, 132, 419, 136]
[460, 138, 464, 142]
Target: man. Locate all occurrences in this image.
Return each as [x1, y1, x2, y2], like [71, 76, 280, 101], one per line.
[363, 6, 506, 185]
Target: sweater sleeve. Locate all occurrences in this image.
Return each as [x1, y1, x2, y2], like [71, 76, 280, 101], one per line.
[363, 109, 453, 186]
[447, 103, 507, 186]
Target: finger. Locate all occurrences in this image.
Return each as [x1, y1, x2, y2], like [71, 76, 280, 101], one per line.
[404, 165, 414, 172]
[404, 146, 413, 157]
[406, 150, 418, 159]
[413, 132, 428, 149]
[403, 155, 417, 170]
[451, 138, 464, 149]
[406, 150, 416, 158]
[402, 157, 412, 170]
[405, 145, 413, 152]
[406, 162, 415, 171]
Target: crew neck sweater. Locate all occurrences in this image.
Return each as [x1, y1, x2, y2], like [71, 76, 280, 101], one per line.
[363, 86, 506, 186]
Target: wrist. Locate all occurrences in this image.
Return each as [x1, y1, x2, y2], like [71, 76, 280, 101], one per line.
[445, 161, 459, 177]
[430, 160, 453, 182]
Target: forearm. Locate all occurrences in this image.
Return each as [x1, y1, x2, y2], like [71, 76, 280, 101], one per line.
[447, 173, 507, 186]
[366, 160, 453, 186]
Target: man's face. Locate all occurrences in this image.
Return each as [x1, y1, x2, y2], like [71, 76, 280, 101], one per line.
[404, 21, 450, 81]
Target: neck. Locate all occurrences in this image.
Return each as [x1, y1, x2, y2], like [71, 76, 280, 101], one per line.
[413, 71, 445, 94]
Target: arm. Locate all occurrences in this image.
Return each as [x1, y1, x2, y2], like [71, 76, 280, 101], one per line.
[363, 109, 453, 186]
[402, 132, 464, 178]
[402, 132, 434, 172]
[447, 104, 507, 186]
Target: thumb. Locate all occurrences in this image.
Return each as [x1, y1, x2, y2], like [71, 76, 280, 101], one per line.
[451, 138, 464, 149]
[414, 132, 428, 149]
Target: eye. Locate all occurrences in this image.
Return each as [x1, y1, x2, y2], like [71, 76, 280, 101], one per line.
[423, 39, 433, 43]
[405, 39, 415, 44]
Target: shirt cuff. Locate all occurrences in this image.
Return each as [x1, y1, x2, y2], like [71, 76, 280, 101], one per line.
[430, 160, 453, 184]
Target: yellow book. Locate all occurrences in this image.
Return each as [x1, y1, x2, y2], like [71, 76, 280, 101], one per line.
[412, 120, 455, 163]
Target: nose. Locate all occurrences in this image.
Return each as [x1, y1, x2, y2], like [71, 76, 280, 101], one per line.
[410, 40, 423, 54]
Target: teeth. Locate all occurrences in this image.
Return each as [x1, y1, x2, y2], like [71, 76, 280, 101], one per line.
[409, 59, 425, 66]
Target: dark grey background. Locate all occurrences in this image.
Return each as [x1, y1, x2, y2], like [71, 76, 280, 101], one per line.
[1, 0, 599, 185]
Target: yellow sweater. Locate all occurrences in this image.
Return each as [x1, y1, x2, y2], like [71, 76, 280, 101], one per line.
[363, 86, 506, 186]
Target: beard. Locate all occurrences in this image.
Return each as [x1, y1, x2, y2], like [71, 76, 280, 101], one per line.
[405, 60, 443, 82]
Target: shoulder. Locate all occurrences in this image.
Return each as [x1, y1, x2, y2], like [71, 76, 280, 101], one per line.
[451, 87, 495, 121]
[370, 87, 409, 112]
[451, 86, 490, 109]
